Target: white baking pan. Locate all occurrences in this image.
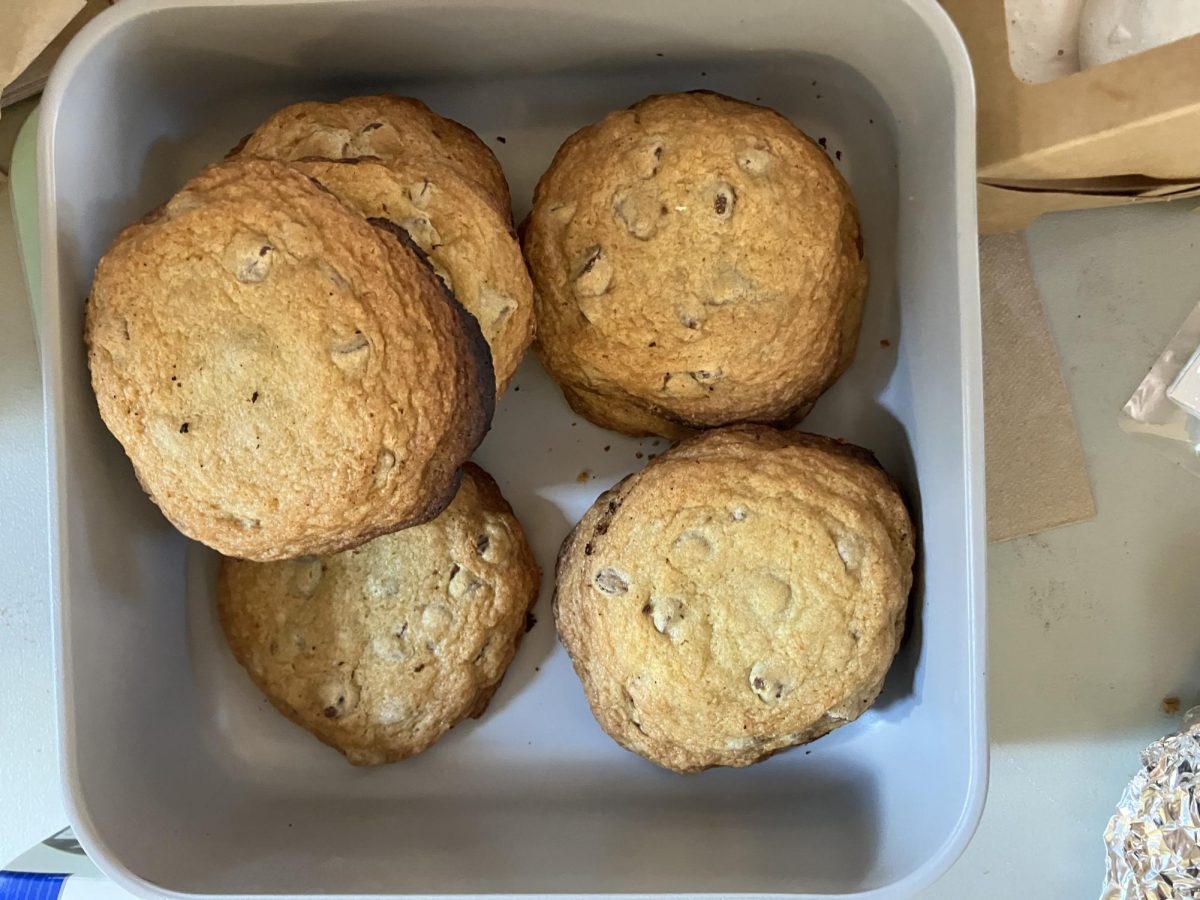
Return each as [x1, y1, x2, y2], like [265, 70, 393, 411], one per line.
[38, 1, 985, 896]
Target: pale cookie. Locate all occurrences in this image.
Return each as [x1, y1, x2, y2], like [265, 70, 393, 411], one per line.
[524, 91, 867, 438]
[291, 158, 534, 395]
[555, 425, 914, 773]
[234, 94, 511, 218]
[86, 158, 493, 562]
[219, 464, 540, 765]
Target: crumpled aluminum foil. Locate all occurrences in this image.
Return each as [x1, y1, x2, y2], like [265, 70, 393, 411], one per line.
[1102, 706, 1200, 899]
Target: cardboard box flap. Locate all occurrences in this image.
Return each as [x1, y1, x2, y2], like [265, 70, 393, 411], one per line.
[981, 175, 1200, 197]
[979, 182, 1200, 235]
[945, 0, 1200, 182]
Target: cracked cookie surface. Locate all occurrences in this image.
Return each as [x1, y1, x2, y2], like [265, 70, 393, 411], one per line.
[554, 425, 913, 773]
[523, 91, 867, 438]
[219, 464, 539, 765]
[234, 94, 511, 218]
[86, 158, 493, 561]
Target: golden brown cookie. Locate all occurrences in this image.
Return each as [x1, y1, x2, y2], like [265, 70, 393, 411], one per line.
[234, 95, 511, 218]
[524, 91, 867, 438]
[219, 464, 539, 765]
[86, 158, 493, 562]
[555, 425, 914, 773]
[290, 157, 534, 395]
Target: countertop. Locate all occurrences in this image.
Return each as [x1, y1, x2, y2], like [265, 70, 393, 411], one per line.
[2, 96, 1199, 896]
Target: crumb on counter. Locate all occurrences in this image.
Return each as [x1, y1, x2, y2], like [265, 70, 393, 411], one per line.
[577, 470, 590, 482]
[1163, 696, 1182, 715]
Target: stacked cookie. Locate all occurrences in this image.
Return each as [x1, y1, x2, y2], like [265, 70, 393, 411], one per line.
[86, 89, 913, 773]
[86, 96, 538, 764]
[524, 90, 867, 439]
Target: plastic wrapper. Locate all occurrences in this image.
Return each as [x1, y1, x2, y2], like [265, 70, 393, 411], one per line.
[1121, 299, 1200, 475]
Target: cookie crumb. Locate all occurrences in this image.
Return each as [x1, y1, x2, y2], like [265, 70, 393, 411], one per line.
[1163, 696, 1181, 715]
[496, 136, 507, 144]
[635, 452, 644, 459]
[655, 52, 664, 57]
[514, 385, 521, 392]
[604, 445, 611, 452]
[525, 611, 538, 633]
[835, 150, 842, 161]
[880, 338, 891, 348]
[818, 137, 827, 149]
[577, 470, 590, 482]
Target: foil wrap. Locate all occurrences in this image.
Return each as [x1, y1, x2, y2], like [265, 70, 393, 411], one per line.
[1102, 706, 1200, 899]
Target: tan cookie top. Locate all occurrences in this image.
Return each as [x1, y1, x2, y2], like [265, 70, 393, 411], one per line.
[524, 91, 867, 438]
[291, 158, 534, 395]
[86, 158, 493, 562]
[555, 425, 914, 773]
[235, 95, 511, 218]
[219, 464, 540, 765]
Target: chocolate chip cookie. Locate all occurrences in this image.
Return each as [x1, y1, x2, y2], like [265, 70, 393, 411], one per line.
[219, 464, 539, 765]
[555, 425, 914, 773]
[291, 157, 534, 395]
[86, 158, 493, 561]
[234, 94, 511, 218]
[524, 91, 867, 438]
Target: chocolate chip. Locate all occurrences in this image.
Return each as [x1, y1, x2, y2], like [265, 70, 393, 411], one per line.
[712, 183, 736, 220]
[251, 391, 258, 403]
[525, 611, 537, 633]
[475, 534, 490, 556]
[413, 664, 425, 673]
[323, 706, 338, 718]
[584, 542, 594, 556]
[179, 422, 189, 433]
[573, 245, 613, 299]
[362, 122, 383, 132]
[594, 567, 629, 595]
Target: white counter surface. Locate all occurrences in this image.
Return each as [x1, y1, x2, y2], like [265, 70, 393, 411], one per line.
[2, 94, 1199, 895]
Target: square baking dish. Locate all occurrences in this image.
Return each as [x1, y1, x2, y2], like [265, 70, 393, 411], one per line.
[38, 1, 985, 896]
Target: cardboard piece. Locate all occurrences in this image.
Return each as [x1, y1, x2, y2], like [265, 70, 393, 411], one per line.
[1, 0, 108, 111]
[981, 233, 1096, 543]
[944, 0, 1200, 233]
